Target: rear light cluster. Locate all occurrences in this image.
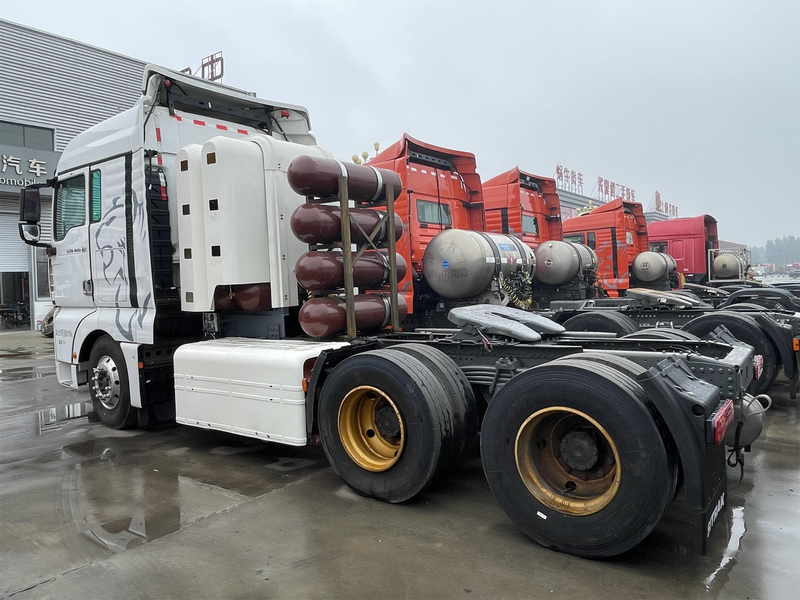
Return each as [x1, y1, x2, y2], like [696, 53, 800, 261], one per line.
[708, 399, 734, 445]
[753, 354, 764, 380]
[793, 338, 800, 352]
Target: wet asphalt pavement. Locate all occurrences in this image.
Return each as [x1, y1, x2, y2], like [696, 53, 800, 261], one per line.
[1, 329, 798, 599]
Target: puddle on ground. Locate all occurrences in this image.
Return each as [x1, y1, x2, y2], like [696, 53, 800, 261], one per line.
[1, 370, 56, 382]
[51, 436, 323, 557]
[704, 506, 747, 592]
[37, 403, 91, 435]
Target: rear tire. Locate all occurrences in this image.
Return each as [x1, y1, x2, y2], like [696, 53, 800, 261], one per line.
[562, 311, 639, 336]
[318, 349, 455, 503]
[683, 312, 777, 394]
[481, 361, 672, 558]
[392, 343, 479, 472]
[89, 336, 137, 429]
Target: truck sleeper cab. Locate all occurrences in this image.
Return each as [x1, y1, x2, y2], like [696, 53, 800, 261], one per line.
[482, 167, 563, 248]
[368, 134, 486, 313]
[19, 67, 767, 560]
[563, 197, 649, 296]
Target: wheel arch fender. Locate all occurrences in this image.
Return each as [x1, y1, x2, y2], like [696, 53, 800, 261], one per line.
[635, 357, 727, 511]
[748, 312, 796, 379]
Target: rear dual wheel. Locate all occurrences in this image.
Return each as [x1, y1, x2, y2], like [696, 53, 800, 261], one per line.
[481, 361, 673, 558]
[319, 347, 475, 503]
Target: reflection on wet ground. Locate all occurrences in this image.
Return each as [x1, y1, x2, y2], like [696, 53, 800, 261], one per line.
[1, 330, 799, 599]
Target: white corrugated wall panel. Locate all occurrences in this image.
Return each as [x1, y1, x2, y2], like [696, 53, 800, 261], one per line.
[0, 19, 147, 151]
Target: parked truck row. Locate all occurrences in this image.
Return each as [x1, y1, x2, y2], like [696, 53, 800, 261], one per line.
[17, 65, 788, 558]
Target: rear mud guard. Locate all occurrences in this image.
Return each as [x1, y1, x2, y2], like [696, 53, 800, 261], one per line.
[636, 357, 728, 555]
[749, 313, 797, 399]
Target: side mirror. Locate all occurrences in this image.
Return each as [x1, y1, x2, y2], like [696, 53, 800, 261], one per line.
[19, 222, 41, 245]
[20, 187, 41, 223]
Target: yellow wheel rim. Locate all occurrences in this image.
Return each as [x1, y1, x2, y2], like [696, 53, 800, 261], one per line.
[515, 406, 621, 516]
[338, 386, 405, 472]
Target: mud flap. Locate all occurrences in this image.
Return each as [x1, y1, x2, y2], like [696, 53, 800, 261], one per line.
[636, 357, 729, 554]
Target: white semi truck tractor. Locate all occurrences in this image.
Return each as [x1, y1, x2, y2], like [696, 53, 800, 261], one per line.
[19, 65, 767, 558]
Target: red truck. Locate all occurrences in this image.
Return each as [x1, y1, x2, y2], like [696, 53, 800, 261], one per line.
[648, 215, 719, 284]
[482, 168, 563, 248]
[369, 134, 485, 312]
[562, 198, 649, 296]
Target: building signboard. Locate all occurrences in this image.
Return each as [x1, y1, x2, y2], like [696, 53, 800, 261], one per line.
[0, 145, 61, 194]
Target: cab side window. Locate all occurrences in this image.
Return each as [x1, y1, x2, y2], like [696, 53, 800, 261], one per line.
[55, 175, 86, 241]
[564, 233, 585, 244]
[90, 170, 102, 223]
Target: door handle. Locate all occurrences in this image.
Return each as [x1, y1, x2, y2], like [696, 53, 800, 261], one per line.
[82, 279, 93, 295]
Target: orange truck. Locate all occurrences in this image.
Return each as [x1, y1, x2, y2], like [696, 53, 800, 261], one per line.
[482, 168, 563, 248]
[368, 134, 485, 312]
[562, 198, 649, 296]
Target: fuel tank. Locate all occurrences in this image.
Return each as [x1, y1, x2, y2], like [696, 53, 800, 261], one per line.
[712, 253, 748, 279]
[533, 241, 597, 286]
[287, 155, 403, 203]
[422, 229, 535, 299]
[290, 204, 404, 245]
[298, 294, 408, 338]
[631, 251, 677, 283]
[295, 251, 407, 291]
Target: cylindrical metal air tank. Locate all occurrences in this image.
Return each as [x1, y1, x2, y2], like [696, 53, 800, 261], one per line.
[287, 155, 403, 203]
[295, 251, 407, 291]
[631, 251, 677, 283]
[422, 229, 535, 299]
[723, 394, 770, 448]
[290, 204, 404, 245]
[712, 253, 748, 279]
[298, 294, 408, 338]
[533, 241, 595, 286]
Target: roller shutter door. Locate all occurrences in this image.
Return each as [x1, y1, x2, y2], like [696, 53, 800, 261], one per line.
[0, 213, 28, 272]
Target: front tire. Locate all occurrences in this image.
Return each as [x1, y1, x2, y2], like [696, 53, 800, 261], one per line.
[481, 361, 672, 558]
[89, 336, 137, 429]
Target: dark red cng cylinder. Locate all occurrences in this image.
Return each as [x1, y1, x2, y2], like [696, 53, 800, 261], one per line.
[295, 251, 407, 291]
[298, 294, 408, 338]
[234, 283, 272, 311]
[290, 204, 403, 245]
[287, 155, 402, 203]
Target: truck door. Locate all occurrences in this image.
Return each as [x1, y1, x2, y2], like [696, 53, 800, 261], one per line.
[88, 158, 132, 306]
[50, 169, 93, 308]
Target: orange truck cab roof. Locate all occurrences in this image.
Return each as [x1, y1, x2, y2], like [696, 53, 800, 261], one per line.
[482, 167, 563, 248]
[648, 215, 719, 283]
[369, 134, 486, 313]
[562, 198, 648, 296]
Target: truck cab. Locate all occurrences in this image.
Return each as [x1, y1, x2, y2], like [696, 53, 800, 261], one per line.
[18, 64, 326, 414]
[648, 214, 719, 283]
[368, 134, 485, 312]
[562, 198, 649, 296]
[482, 168, 563, 248]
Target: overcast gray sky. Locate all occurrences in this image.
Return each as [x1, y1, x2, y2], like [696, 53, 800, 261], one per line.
[3, 0, 798, 246]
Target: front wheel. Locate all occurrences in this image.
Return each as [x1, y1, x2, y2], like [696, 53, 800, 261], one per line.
[481, 361, 672, 558]
[89, 336, 137, 429]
